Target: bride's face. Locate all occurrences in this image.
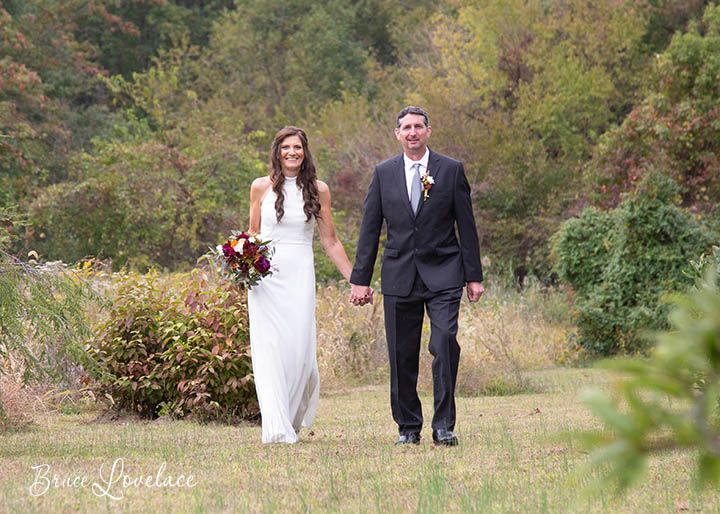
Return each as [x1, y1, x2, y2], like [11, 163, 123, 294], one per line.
[279, 135, 304, 175]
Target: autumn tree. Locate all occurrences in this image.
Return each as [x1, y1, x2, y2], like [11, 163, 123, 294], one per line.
[26, 52, 264, 270]
[75, 0, 235, 78]
[587, 3, 720, 229]
[404, 0, 649, 281]
[1, 1, 97, 206]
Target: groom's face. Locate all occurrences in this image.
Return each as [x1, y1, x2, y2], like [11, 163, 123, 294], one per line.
[395, 114, 431, 157]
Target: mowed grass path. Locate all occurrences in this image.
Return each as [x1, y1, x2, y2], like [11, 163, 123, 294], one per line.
[1, 368, 717, 513]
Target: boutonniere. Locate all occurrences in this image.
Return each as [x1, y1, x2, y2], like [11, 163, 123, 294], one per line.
[420, 170, 434, 200]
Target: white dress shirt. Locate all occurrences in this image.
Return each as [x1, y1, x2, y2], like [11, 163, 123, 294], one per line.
[403, 148, 430, 201]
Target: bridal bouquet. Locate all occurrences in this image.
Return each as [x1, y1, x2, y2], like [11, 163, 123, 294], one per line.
[207, 231, 274, 289]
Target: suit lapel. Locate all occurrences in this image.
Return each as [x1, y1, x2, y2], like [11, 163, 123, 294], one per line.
[392, 154, 416, 218]
[414, 150, 441, 218]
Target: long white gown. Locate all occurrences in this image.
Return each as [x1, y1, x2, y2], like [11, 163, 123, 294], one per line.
[247, 175, 319, 444]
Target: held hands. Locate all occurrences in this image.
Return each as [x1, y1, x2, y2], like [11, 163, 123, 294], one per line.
[350, 282, 479, 304]
[349, 283, 374, 306]
[467, 281, 484, 303]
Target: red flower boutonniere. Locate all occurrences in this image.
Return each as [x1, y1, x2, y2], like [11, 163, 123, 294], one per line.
[420, 171, 434, 200]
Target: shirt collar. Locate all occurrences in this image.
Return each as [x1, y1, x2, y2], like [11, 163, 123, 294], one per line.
[403, 148, 430, 172]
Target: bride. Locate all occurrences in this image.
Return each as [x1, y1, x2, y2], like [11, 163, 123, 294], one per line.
[247, 126, 371, 443]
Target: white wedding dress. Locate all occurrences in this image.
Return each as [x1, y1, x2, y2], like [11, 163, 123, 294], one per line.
[247, 175, 319, 443]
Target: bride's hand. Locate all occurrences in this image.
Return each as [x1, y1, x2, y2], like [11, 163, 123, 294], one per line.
[364, 287, 374, 305]
[350, 283, 373, 306]
[357, 287, 373, 306]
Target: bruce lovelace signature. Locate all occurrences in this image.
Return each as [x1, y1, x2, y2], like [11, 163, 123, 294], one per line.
[29, 457, 198, 500]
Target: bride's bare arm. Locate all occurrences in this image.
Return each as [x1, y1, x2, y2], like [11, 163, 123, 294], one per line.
[249, 177, 271, 234]
[316, 181, 354, 282]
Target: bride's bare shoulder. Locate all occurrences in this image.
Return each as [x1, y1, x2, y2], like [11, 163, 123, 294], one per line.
[316, 179, 330, 194]
[251, 176, 272, 195]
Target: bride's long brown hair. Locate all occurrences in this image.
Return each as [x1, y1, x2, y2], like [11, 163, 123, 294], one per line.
[269, 126, 321, 223]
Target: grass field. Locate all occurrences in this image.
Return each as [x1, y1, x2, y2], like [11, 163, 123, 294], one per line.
[1, 367, 716, 513]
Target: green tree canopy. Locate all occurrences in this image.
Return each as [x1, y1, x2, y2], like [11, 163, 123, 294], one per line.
[26, 59, 264, 270]
[588, 3, 720, 224]
[405, 0, 649, 280]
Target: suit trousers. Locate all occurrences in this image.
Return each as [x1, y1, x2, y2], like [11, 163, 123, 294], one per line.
[383, 271, 463, 435]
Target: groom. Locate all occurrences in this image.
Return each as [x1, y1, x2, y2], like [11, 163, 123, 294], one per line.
[349, 106, 484, 446]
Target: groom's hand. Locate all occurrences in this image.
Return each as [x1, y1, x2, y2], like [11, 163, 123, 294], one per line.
[350, 283, 373, 306]
[467, 281, 484, 303]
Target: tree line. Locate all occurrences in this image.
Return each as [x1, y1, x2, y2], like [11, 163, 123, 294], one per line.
[1, 0, 718, 284]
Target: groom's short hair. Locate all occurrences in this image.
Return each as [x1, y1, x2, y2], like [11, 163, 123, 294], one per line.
[396, 106, 429, 128]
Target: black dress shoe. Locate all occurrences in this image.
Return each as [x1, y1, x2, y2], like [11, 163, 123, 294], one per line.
[395, 432, 421, 445]
[432, 429, 458, 446]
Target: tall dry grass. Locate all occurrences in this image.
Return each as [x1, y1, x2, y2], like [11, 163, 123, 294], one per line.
[0, 352, 98, 432]
[0, 362, 33, 431]
[315, 280, 576, 395]
[450, 291, 572, 396]
[2, 272, 575, 431]
[0, 260, 109, 431]
[315, 283, 387, 390]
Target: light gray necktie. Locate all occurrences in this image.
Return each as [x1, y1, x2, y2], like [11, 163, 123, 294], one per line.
[409, 162, 422, 212]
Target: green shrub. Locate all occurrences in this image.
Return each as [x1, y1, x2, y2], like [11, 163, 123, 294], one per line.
[551, 207, 614, 296]
[553, 175, 716, 355]
[684, 245, 720, 286]
[89, 270, 258, 421]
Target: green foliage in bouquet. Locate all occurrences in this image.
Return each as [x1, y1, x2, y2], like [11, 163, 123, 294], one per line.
[577, 266, 720, 494]
[553, 174, 716, 355]
[88, 270, 257, 421]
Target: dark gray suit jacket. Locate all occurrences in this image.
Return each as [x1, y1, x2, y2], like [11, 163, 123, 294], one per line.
[350, 149, 483, 296]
